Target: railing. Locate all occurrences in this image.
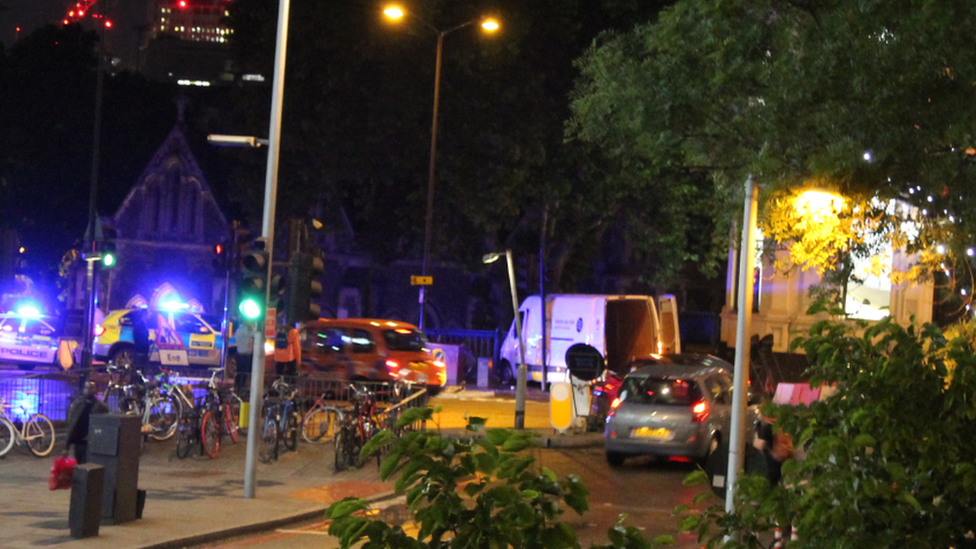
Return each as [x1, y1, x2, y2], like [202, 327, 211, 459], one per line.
[424, 328, 500, 365]
[0, 370, 81, 422]
[0, 366, 432, 425]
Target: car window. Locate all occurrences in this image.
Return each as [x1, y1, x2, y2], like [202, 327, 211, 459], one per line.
[703, 375, 730, 405]
[0, 317, 19, 333]
[382, 328, 426, 352]
[312, 328, 346, 354]
[120, 309, 159, 329]
[176, 313, 210, 334]
[618, 376, 703, 405]
[349, 329, 375, 354]
[22, 319, 56, 337]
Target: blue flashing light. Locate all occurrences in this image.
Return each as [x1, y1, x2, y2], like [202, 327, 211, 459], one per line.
[159, 300, 188, 312]
[11, 300, 43, 318]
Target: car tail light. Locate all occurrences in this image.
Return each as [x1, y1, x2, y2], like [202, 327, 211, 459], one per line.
[94, 325, 106, 337]
[385, 360, 400, 377]
[606, 397, 621, 419]
[691, 400, 709, 423]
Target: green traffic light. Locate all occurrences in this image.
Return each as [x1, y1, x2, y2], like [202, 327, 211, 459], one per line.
[239, 298, 262, 320]
[102, 253, 116, 267]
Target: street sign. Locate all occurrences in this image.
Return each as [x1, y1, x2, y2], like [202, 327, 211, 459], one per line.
[265, 309, 277, 337]
[411, 276, 433, 286]
[565, 343, 603, 381]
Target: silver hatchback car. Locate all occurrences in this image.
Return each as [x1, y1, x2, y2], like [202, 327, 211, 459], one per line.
[604, 356, 758, 467]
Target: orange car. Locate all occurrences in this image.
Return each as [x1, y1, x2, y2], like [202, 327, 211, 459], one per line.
[298, 318, 445, 392]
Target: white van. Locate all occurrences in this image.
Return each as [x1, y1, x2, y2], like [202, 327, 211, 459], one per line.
[496, 294, 680, 384]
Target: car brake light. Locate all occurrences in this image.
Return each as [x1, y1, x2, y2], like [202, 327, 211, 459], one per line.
[610, 397, 621, 409]
[94, 325, 106, 337]
[692, 400, 709, 423]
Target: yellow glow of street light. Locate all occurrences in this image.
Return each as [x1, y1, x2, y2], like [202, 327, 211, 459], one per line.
[481, 18, 500, 32]
[383, 5, 404, 20]
[796, 188, 845, 219]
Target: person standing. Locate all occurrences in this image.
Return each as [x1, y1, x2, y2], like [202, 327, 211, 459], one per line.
[132, 311, 151, 375]
[274, 323, 301, 380]
[234, 320, 255, 391]
[65, 382, 109, 464]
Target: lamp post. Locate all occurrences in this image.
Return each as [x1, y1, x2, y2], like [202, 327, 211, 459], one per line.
[726, 176, 757, 518]
[383, 5, 499, 330]
[240, 0, 291, 500]
[483, 250, 526, 429]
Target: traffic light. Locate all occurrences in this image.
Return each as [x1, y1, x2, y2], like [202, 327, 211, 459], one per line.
[238, 241, 269, 321]
[100, 240, 117, 268]
[288, 251, 324, 323]
[212, 241, 229, 272]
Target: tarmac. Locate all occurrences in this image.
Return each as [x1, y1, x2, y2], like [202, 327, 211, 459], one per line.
[0, 387, 603, 549]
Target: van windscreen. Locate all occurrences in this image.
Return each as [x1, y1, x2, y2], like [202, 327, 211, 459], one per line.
[382, 329, 426, 352]
[619, 376, 702, 405]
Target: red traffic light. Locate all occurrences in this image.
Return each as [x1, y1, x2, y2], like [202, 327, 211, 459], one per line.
[214, 243, 223, 255]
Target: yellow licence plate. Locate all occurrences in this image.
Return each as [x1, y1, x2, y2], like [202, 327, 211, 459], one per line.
[633, 427, 671, 439]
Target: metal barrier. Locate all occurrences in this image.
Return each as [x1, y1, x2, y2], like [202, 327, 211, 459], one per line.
[0, 369, 82, 422]
[233, 373, 430, 420]
[0, 366, 432, 426]
[425, 328, 500, 363]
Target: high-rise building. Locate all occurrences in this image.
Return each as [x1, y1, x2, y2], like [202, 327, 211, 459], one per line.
[143, 0, 238, 85]
[149, 0, 233, 44]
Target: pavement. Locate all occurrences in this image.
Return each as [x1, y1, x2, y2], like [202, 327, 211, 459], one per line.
[0, 387, 603, 549]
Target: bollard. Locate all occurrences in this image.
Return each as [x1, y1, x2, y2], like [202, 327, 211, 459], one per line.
[69, 463, 105, 539]
[773, 525, 783, 548]
[790, 524, 799, 542]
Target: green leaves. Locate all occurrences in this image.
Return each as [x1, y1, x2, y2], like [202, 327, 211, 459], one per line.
[674, 311, 976, 546]
[322, 412, 667, 549]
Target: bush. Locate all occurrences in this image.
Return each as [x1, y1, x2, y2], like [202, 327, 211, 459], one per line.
[676, 305, 976, 548]
[325, 407, 674, 549]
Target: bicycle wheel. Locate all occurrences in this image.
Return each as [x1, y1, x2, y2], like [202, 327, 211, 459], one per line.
[103, 386, 127, 413]
[334, 425, 350, 472]
[147, 395, 180, 441]
[352, 423, 366, 469]
[258, 414, 279, 463]
[282, 410, 299, 452]
[175, 417, 193, 459]
[25, 414, 56, 457]
[0, 418, 16, 457]
[302, 405, 342, 443]
[201, 411, 220, 459]
[223, 403, 239, 443]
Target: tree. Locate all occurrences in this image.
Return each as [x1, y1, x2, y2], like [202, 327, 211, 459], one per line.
[221, 0, 688, 290]
[676, 303, 976, 547]
[326, 408, 670, 549]
[569, 0, 976, 303]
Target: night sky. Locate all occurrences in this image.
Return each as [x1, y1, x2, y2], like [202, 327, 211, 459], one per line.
[1, 0, 147, 68]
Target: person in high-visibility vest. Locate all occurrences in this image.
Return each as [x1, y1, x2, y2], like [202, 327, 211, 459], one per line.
[274, 323, 301, 380]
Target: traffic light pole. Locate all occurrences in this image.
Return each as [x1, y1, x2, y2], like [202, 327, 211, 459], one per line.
[244, 0, 291, 500]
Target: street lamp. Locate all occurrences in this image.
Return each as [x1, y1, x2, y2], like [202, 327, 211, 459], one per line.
[483, 250, 526, 429]
[383, 5, 500, 330]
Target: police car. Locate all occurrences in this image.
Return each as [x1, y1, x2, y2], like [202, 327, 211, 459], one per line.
[0, 312, 61, 370]
[93, 308, 227, 369]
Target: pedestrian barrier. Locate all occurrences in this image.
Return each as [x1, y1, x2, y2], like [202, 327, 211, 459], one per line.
[0, 370, 78, 421]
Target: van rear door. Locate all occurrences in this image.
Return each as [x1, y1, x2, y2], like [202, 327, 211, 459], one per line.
[658, 294, 681, 354]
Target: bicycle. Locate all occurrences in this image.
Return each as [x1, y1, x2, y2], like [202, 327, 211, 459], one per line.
[0, 394, 56, 458]
[301, 392, 343, 444]
[111, 369, 180, 442]
[334, 383, 380, 471]
[197, 368, 243, 458]
[258, 378, 301, 463]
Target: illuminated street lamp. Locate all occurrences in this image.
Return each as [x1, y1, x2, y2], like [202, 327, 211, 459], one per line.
[384, 5, 500, 329]
[483, 250, 526, 429]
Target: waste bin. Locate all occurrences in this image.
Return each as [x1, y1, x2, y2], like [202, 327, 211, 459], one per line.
[89, 414, 141, 525]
